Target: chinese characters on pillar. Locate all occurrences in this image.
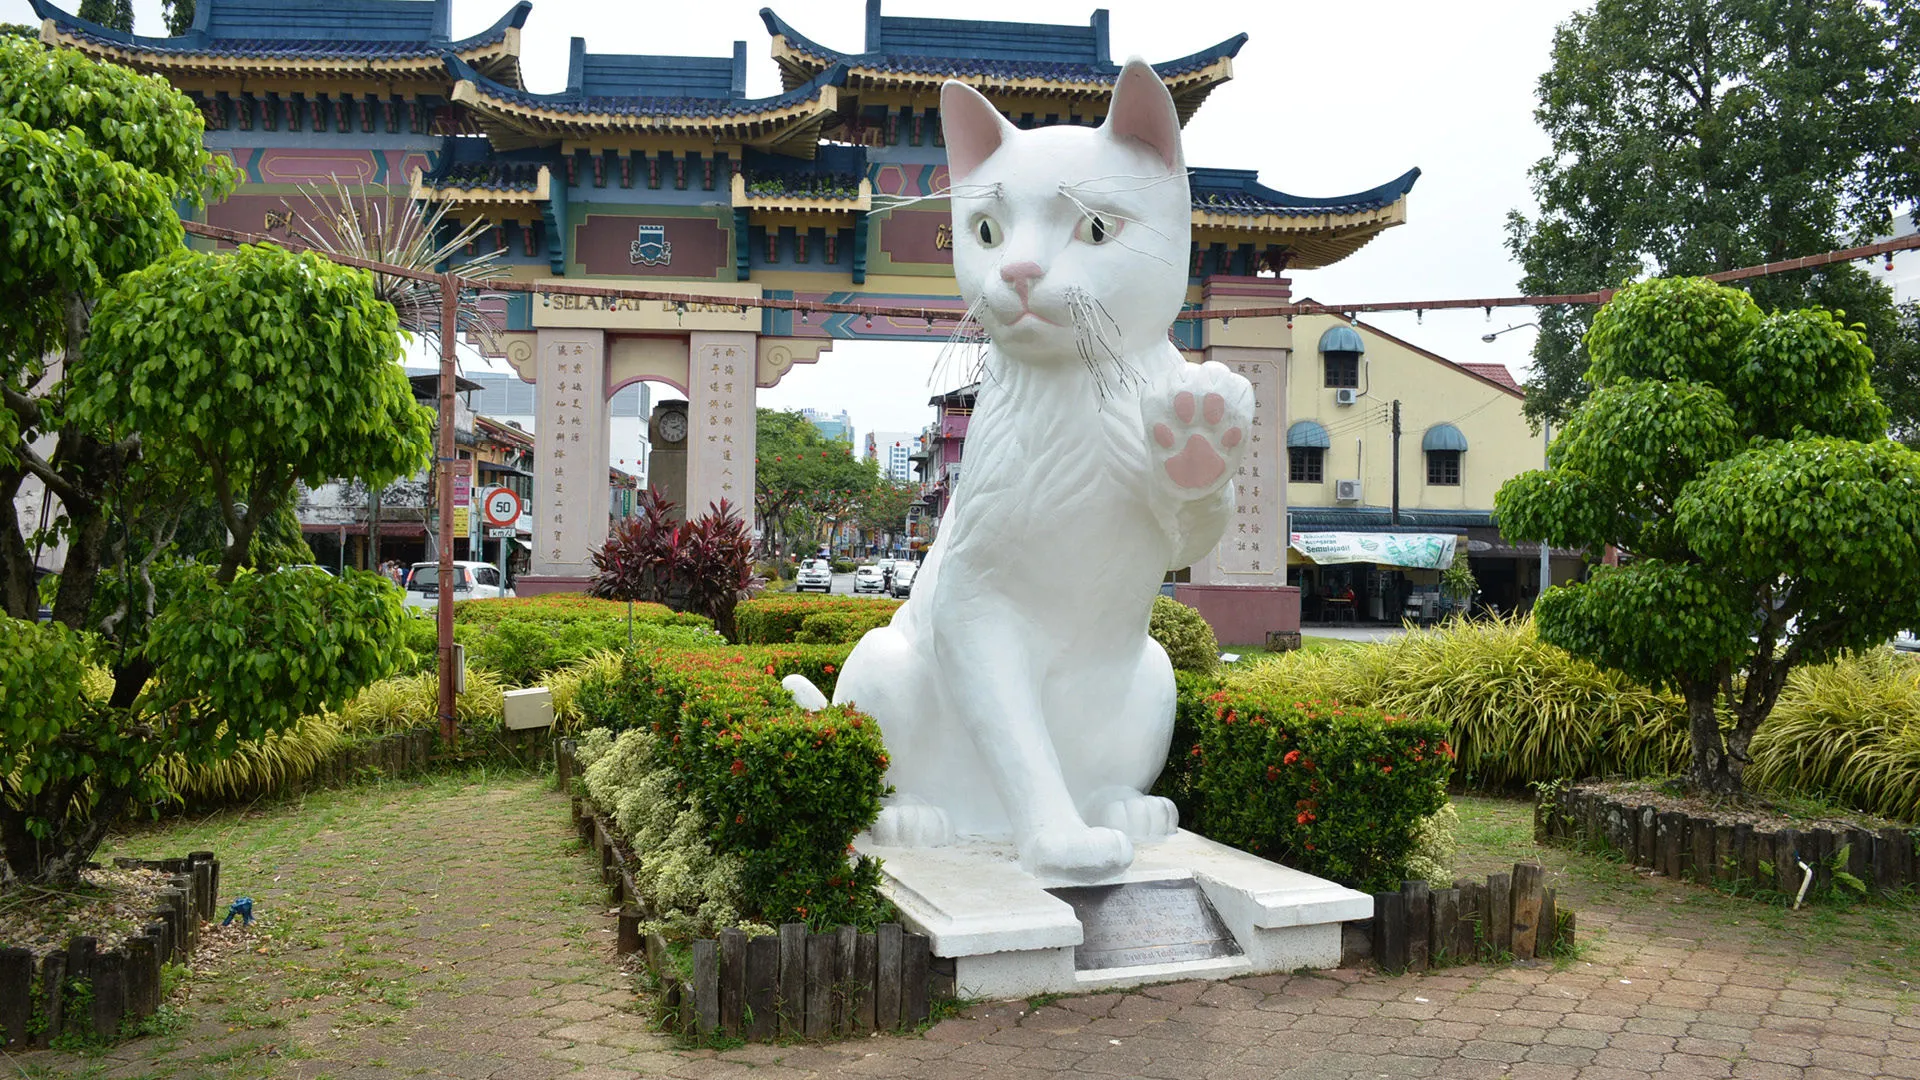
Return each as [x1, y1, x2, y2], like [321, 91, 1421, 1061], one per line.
[687, 334, 757, 531]
[532, 332, 608, 577]
[1221, 359, 1281, 577]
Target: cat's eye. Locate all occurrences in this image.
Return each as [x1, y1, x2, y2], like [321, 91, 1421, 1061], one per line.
[1074, 213, 1123, 245]
[972, 215, 1002, 248]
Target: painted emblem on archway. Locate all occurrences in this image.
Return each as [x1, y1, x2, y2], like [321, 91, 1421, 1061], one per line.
[629, 224, 671, 266]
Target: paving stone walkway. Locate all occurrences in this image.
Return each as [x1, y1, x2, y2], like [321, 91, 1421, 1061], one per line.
[21, 775, 1920, 1080]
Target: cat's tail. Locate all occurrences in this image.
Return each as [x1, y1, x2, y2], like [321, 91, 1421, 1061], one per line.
[780, 674, 829, 711]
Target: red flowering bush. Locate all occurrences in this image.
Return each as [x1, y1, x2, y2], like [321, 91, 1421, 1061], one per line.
[1180, 680, 1452, 892]
[573, 641, 890, 929]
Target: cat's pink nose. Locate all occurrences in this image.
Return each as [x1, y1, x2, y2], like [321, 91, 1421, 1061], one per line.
[999, 261, 1045, 284]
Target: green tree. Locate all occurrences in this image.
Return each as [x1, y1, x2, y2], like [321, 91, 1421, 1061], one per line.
[753, 409, 875, 557]
[0, 41, 433, 885]
[1507, 0, 1920, 428]
[75, 0, 133, 32]
[1496, 277, 1920, 795]
[162, 0, 195, 36]
[855, 478, 921, 551]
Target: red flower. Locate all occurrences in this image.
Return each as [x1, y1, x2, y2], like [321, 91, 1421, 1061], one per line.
[765, 664, 776, 675]
[1382, 765, 1393, 774]
[1265, 765, 1279, 782]
[1296, 811, 1314, 824]
[824, 664, 837, 674]
[1283, 749, 1302, 766]
[1190, 744, 1203, 757]
[1222, 710, 1236, 725]
[735, 813, 745, 823]
[730, 759, 746, 776]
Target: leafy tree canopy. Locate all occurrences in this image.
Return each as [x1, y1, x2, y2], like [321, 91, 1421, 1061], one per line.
[1507, 0, 1920, 432]
[753, 409, 875, 555]
[0, 42, 431, 885]
[1496, 277, 1920, 794]
[75, 0, 133, 33]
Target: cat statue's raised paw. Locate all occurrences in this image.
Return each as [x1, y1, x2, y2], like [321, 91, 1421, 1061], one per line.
[789, 60, 1252, 884]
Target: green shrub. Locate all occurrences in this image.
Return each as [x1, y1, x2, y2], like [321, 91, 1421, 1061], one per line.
[1225, 615, 1688, 790]
[571, 643, 886, 929]
[734, 595, 902, 644]
[1150, 596, 1219, 673]
[830, 558, 856, 574]
[1150, 670, 1218, 828]
[1190, 684, 1453, 891]
[1404, 803, 1460, 888]
[794, 607, 895, 645]
[1748, 649, 1920, 822]
[546, 651, 625, 733]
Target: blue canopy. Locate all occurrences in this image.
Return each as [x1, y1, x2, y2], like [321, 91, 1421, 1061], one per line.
[1287, 420, 1332, 449]
[1422, 424, 1469, 452]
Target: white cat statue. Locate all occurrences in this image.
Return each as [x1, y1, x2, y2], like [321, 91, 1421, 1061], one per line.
[787, 60, 1254, 884]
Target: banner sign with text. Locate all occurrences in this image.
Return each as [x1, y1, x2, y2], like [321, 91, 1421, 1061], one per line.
[1288, 531, 1459, 570]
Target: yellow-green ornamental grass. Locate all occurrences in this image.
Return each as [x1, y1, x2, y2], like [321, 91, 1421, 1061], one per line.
[1229, 616, 1920, 822]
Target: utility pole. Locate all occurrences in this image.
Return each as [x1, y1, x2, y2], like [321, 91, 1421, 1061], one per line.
[1390, 399, 1402, 526]
[436, 274, 459, 747]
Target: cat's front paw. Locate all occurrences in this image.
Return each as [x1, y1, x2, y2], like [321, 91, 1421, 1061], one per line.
[1146, 361, 1254, 498]
[1020, 823, 1133, 883]
[1081, 786, 1179, 842]
[868, 796, 953, 848]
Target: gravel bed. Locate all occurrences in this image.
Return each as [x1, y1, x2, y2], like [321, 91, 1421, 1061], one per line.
[0, 865, 175, 961]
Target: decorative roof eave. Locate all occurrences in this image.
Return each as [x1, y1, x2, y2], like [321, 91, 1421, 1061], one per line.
[1192, 199, 1408, 238]
[410, 165, 550, 205]
[446, 59, 843, 158]
[33, 0, 528, 87]
[730, 173, 871, 215]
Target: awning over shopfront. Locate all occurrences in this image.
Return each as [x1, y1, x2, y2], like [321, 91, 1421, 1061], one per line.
[1289, 531, 1457, 569]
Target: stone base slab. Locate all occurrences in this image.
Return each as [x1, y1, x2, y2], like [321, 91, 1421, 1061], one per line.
[855, 828, 1371, 1000]
[1174, 583, 1301, 646]
[512, 574, 594, 597]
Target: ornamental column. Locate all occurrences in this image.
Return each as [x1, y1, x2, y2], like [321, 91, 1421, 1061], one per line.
[1173, 276, 1300, 644]
[686, 331, 757, 531]
[520, 328, 610, 594]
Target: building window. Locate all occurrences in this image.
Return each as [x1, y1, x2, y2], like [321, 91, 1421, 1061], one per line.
[1324, 353, 1360, 389]
[1427, 449, 1461, 486]
[1289, 447, 1324, 483]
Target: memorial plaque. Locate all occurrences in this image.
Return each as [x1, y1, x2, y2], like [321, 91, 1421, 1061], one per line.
[1045, 878, 1241, 971]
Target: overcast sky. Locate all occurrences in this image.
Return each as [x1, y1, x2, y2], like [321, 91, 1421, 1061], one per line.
[16, 0, 1595, 444]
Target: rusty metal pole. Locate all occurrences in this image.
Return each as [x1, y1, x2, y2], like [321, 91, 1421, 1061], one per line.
[436, 274, 459, 746]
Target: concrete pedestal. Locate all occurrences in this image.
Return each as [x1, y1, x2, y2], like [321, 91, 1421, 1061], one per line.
[1174, 583, 1301, 646]
[855, 829, 1370, 1001]
[511, 574, 594, 597]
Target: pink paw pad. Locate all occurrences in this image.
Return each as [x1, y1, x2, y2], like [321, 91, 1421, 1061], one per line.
[1202, 393, 1226, 425]
[1174, 391, 1196, 424]
[1164, 434, 1226, 489]
[1222, 427, 1243, 449]
[1152, 423, 1175, 449]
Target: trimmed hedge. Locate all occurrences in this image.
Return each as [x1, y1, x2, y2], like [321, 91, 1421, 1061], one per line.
[1150, 596, 1219, 674]
[1170, 677, 1453, 892]
[576, 644, 890, 929]
[795, 607, 897, 645]
[733, 595, 901, 644]
[397, 594, 721, 681]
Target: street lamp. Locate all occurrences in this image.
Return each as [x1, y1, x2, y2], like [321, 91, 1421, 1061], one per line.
[1481, 322, 1539, 343]
[1481, 323, 1551, 605]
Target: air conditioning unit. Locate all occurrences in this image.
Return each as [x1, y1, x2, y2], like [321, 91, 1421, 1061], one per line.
[1335, 479, 1363, 501]
[1334, 388, 1359, 406]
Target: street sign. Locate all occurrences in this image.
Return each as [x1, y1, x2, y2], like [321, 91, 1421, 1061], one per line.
[482, 486, 523, 528]
[452, 506, 469, 536]
[487, 527, 516, 538]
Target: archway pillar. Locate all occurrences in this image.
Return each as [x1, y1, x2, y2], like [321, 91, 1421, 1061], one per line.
[686, 331, 758, 533]
[1174, 280, 1300, 643]
[519, 327, 610, 594]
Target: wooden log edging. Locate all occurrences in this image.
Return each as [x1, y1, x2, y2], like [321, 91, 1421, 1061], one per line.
[1536, 784, 1919, 898]
[554, 739, 936, 1041]
[1346, 861, 1574, 972]
[0, 851, 218, 1049]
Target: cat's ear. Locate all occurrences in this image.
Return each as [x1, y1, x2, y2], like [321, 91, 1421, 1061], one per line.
[940, 80, 1014, 182]
[1102, 58, 1182, 171]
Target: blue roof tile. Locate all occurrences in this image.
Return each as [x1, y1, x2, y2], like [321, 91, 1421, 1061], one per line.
[1191, 166, 1422, 218]
[447, 54, 846, 119]
[30, 0, 527, 61]
[760, 5, 1243, 84]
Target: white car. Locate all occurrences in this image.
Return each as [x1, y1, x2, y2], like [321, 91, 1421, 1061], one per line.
[403, 561, 512, 613]
[890, 561, 917, 598]
[795, 560, 833, 593]
[854, 565, 886, 593]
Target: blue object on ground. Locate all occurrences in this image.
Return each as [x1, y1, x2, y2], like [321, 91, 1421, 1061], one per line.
[222, 896, 254, 926]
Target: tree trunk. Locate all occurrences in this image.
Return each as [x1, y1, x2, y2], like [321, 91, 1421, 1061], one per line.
[1683, 678, 1738, 795]
[0, 471, 41, 620]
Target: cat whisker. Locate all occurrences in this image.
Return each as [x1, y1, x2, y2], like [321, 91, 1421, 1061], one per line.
[1061, 172, 1189, 194]
[870, 182, 1003, 214]
[1056, 187, 1180, 254]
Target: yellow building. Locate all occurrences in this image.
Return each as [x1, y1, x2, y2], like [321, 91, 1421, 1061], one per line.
[1280, 314, 1581, 621]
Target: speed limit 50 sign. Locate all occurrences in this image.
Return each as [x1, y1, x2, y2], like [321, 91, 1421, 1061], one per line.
[481, 486, 523, 528]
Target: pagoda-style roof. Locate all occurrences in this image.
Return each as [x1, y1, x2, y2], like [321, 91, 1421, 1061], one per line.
[445, 51, 846, 156]
[760, 3, 1243, 124]
[1189, 166, 1422, 270]
[30, 0, 529, 86]
[410, 136, 551, 204]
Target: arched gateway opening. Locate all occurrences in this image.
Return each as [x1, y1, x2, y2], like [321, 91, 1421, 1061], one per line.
[36, 0, 1418, 620]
